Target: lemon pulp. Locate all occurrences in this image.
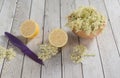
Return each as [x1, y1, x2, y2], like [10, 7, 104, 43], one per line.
[20, 20, 40, 38]
[49, 28, 68, 47]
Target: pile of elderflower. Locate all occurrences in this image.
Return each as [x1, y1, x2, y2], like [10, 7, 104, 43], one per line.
[38, 44, 58, 61]
[66, 6, 106, 35]
[0, 46, 16, 61]
[71, 45, 94, 63]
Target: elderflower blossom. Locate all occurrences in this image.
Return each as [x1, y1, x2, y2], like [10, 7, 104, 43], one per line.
[0, 46, 16, 61]
[6, 48, 16, 61]
[38, 44, 58, 61]
[66, 6, 106, 35]
[71, 45, 87, 63]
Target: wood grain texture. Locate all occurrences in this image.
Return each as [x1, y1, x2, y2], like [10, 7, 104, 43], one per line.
[0, 0, 17, 75]
[41, 0, 61, 78]
[1, 0, 31, 78]
[75, 0, 104, 78]
[61, 0, 83, 78]
[0, 0, 4, 12]
[22, 0, 45, 78]
[104, 0, 120, 56]
[0, 0, 120, 78]
[90, 0, 120, 78]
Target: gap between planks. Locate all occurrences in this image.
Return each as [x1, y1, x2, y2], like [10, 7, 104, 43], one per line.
[0, 0, 18, 77]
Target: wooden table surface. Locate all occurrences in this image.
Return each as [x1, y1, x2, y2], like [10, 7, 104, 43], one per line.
[0, 0, 120, 78]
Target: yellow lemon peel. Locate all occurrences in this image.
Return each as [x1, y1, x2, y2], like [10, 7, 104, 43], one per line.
[20, 20, 40, 38]
[49, 28, 68, 47]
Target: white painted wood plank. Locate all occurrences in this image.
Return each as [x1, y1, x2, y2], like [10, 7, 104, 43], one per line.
[1, 0, 32, 78]
[0, 0, 4, 12]
[0, 0, 17, 32]
[61, 0, 83, 78]
[0, 0, 17, 74]
[104, 0, 120, 55]
[89, 0, 120, 78]
[41, 0, 61, 78]
[75, 0, 90, 6]
[75, 0, 104, 78]
[22, 0, 45, 78]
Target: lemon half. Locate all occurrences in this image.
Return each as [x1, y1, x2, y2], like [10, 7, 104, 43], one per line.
[20, 20, 40, 38]
[49, 28, 68, 47]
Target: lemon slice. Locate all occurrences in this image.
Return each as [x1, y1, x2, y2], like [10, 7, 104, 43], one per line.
[20, 20, 40, 38]
[49, 28, 68, 47]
